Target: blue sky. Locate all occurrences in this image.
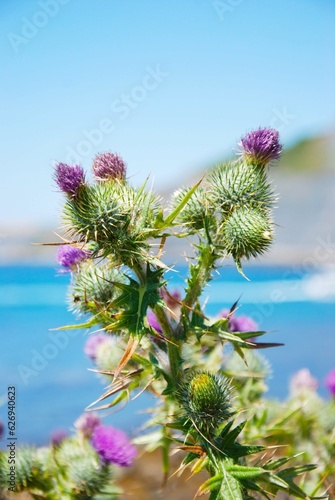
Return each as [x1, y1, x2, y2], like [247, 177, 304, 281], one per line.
[1, 0, 334, 226]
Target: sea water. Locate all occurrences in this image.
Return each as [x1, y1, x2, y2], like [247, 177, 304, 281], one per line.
[0, 264, 334, 445]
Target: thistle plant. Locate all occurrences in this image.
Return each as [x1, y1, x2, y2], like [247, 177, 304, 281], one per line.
[2, 128, 333, 499]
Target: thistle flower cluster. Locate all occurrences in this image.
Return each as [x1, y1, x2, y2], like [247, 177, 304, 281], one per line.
[172, 128, 281, 267]
[5, 128, 332, 500]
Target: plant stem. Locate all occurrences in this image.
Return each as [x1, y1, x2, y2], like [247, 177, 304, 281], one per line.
[132, 261, 181, 383]
[154, 304, 181, 383]
[177, 244, 217, 338]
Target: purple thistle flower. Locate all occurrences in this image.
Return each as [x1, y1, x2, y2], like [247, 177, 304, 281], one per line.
[0, 420, 4, 440]
[50, 429, 68, 446]
[147, 310, 163, 333]
[54, 162, 85, 196]
[92, 152, 126, 181]
[238, 127, 282, 167]
[91, 425, 137, 467]
[84, 333, 109, 360]
[325, 369, 335, 396]
[56, 245, 89, 269]
[75, 412, 101, 438]
[219, 310, 258, 332]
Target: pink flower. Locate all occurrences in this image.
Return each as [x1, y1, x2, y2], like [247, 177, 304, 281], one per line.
[50, 428, 68, 446]
[325, 369, 335, 396]
[84, 333, 109, 360]
[75, 412, 101, 438]
[290, 368, 318, 394]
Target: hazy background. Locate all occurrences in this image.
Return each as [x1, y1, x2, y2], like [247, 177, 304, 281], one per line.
[1, 0, 334, 241]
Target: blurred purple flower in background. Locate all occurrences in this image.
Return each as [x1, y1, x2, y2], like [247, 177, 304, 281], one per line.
[290, 368, 318, 395]
[54, 162, 85, 196]
[92, 152, 126, 181]
[160, 288, 181, 311]
[147, 310, 163, 333]
[75, 412, 101, 438]
[239, 127, 282, 167]
[91, 425, 137, 467]
[220, 310, 258, 332]
[50, 429, 68, 446]
[325, 369, 335, 396]
[84, 333, 109, 361]
[56, 245, 89, 269]
[0, 420, 4, 440]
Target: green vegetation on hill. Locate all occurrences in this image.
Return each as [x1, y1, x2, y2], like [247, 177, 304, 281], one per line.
[279, 133, 334, 172]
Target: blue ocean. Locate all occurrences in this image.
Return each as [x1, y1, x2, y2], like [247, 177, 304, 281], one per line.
[1, 264, 334, 446]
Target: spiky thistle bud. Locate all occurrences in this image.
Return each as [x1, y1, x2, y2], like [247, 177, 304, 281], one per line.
[238, 127, 282, 167]
[172, 187, 215, 231]
[209, 162, 275, 217]
[54, 162, 85, 197]
[93, 152, 126, 181]
[177, 372, 232, 437]
[56, 439, 112, 496]
[70, 264, 121, 315]
[222, 206, 273, 260]
[62, 182, 160, 265]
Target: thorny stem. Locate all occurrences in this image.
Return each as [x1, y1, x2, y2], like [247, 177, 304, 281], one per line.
[177, 244, 217, 339]
[133, 261, 181, 384]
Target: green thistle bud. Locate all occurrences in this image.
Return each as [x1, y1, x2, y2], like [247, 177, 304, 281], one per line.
[62, 181, 161, 264]
[56, 439, 112, 497]
[177, 372, 232, 437]
[172, 187, 215, 231]
[222, 207, 273, 260]
[4, 447, 50, 492]
[210, 162, 275, 217]
[70, 264, 122, 315]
